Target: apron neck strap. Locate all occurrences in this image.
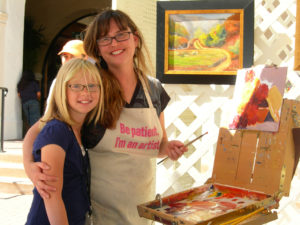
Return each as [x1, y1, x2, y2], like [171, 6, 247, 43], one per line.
[138, 75, 154, 108]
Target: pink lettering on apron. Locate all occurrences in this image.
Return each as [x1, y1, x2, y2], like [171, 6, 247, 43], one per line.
[88, 76, 163, 225]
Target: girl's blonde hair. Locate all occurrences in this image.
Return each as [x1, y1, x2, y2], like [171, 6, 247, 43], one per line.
[40, 58, 104, 129]
[84, 9, 153, 128]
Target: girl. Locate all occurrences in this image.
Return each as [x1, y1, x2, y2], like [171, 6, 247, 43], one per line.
[25, 58, 104, 225]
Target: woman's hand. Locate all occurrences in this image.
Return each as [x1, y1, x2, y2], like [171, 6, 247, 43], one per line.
[158, 113, 187, 160]
[164, 140, 187, 160]
[28, 161, 57, 199]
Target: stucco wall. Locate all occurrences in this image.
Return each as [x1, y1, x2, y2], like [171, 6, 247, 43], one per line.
[1, 0, 25, 140]
[0, 0, 7, 85]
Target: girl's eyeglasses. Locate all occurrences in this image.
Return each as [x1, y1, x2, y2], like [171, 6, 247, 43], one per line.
[68, 84, 100, 92]
[97, 32, 132, 46]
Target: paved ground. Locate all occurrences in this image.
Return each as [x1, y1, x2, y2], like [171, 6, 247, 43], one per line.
[0, 192, 33, 225]
[0, 140, 33, 225]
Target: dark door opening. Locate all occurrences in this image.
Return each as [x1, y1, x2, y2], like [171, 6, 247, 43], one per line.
[41, 15, 96, 113]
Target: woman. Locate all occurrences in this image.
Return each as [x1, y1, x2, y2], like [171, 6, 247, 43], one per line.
[25, 58, 104, 225]
[23, 9, 187, 225]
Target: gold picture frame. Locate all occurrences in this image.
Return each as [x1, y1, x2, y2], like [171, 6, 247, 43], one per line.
[156, 0, 254, 84]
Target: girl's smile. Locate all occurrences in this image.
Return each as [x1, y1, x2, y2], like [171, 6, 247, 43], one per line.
[67, 72, 100, 122]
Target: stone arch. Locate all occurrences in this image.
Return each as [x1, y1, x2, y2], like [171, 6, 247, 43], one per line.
[24, 0, 111, 113]
[40, 13, 97, 111]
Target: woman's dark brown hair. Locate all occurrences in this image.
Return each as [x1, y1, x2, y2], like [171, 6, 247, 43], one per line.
[84, 9, 153, 128]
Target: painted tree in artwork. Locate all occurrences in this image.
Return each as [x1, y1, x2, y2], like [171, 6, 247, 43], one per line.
[223, 13, 240, 59]
[198, 24, 226, 47]
[168, 19, 189, 49]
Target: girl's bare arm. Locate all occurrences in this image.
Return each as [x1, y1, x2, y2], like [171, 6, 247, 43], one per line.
[23, 121, 57, 198]
[41, 144, 68, 225]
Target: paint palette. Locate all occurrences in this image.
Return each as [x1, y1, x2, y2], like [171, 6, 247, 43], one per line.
[155, 185, 265, 221]
[138, 183, 274, 225]
[138, 99, 300, 225]
[146, 183, 271, 224]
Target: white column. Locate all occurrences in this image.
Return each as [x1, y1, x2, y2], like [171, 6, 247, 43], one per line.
[1, 0, 26, 140]
[0, 0, 7, 85]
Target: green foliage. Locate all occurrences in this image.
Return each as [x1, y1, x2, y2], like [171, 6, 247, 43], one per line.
[193, 27, 204, 39]
[23, 17, 46, 71]
[228, 39, 240, 55]
[199, 24, 226, 47]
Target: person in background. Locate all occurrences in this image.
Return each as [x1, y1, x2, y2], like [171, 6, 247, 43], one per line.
[25, 58, 104, 225]
[17, 70, 41, 127]
[58, 39, 87, 64]
[22, 9, 187, 225]
[46, 39, 87, 110]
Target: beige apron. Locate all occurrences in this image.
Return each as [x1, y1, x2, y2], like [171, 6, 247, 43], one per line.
[89, 77, 163, 225]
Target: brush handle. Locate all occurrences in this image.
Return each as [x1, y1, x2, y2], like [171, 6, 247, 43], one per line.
[157, 131, 208, 165]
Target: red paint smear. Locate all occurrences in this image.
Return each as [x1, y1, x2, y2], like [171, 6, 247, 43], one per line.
[147, 184, 269, 210]
[216, 192, 236, 199]
[147, 184, 211, 208]
[169, 202, 187, 208]
[219, 201, 237, 209]
[214, 184, 268, 200]
[189, 201, 217, 208]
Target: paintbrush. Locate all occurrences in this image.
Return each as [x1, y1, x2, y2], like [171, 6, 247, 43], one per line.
[157, 131, 208, 165]
[219, 198, 277, 225]
[219, 207, 265, 225]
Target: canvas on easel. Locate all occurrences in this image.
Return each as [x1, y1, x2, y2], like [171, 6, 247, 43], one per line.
[229, 65, 287, 132]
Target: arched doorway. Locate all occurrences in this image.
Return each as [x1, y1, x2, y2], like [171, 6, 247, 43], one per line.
[40, 14, 96, 112]
[22, 0, 111, 135]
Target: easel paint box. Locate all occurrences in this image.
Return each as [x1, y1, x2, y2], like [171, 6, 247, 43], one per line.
[137, 99, 300, 224]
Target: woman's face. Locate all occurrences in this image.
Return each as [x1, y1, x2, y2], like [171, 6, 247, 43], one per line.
[97, 19, 138, 69]
[66, 72, 100, 122]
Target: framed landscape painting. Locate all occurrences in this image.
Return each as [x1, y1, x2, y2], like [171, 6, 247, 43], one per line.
[156, 0, 254, 84]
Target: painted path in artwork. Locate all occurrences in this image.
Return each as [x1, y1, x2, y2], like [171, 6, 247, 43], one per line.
[193, 39, 232, 72]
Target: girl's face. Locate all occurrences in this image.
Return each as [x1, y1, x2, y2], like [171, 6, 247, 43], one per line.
[66, 72, 100, 122]
[97, 19, 138, 69]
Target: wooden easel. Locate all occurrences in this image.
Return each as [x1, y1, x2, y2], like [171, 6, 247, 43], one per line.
[212, 99, 300, 198]
[209, 99, 300, 224]
[137, 99, 300, 225]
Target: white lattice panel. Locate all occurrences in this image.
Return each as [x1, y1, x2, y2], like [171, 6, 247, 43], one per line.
[157, 84, 234, 196]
